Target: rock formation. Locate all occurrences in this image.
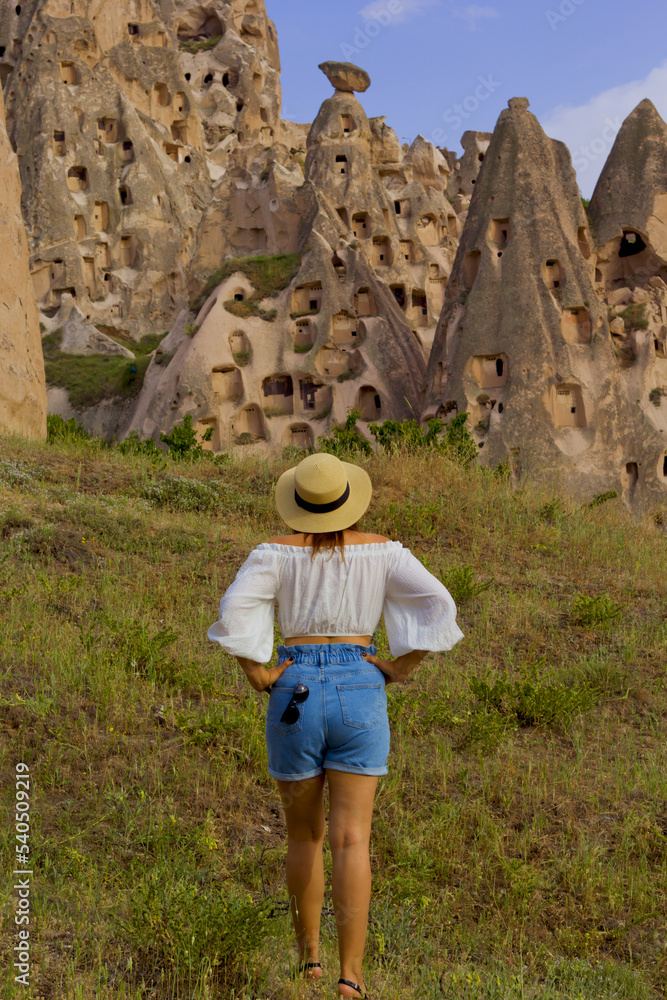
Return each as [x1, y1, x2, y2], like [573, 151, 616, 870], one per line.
[425, 97, 666, 506]
[128, 61, 462, 453]
[1, 0, 665, 509]
[588, 99, 667, 496]
[0, 86, 47, 440]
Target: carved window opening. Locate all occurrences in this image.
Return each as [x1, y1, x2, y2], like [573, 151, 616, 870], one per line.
[340, 114, 354, 134]
[352, 212, 370, 239]
[619, 230, 646, 258]
[561, 307, 591, 345]
[489, 218, 510, 247]
[472, 354, 508, 389]
[542, 259, 564, 290]
[335, 154, 348, 175]
[66, 166, 88, 191]
[359, 386, 382, 420]
[59, 61, 78, 85]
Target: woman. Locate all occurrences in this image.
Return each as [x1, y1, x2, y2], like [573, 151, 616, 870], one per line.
[208, 452, 464, 998]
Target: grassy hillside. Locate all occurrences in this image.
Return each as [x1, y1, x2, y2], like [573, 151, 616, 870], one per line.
[0, 431, 665, 999]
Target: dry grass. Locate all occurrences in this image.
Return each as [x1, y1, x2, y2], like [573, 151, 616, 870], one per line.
[0, 435, 665, 998]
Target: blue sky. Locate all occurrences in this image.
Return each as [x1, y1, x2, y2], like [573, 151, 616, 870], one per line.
[272, 0, 667, 197]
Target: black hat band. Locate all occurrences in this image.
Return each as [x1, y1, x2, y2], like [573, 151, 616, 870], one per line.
[294, 481, 350, 513]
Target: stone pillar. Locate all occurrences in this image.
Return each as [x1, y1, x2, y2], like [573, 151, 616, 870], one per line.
[0, 87, 47, 439]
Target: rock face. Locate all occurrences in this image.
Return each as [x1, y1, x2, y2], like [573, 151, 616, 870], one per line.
[0, 87, 47, 440]
[318, 61, 370, 94]
[588, 99, 667, 497]
[425, 97, 666, 506]
[2, 0, 212, 344]
[129, 66, 462, 454]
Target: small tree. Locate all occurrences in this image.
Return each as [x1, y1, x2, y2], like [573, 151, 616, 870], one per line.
[160, 415, 213, 460]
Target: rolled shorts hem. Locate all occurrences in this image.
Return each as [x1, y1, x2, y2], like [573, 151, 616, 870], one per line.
[268, 764, 324, 781]
[324, 763, 388, 776]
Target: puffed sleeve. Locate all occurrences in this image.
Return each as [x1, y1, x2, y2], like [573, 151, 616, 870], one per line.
[207, 548, 279, 664]
[382, 547, 464, 657]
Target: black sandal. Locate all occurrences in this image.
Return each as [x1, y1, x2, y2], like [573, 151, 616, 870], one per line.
[291, 961, 321, 979]
[338, 978, 368, 998]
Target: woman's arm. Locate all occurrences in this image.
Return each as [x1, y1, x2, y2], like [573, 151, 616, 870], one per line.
[236, 654, 294, 692]
[362, 648, 428, 684]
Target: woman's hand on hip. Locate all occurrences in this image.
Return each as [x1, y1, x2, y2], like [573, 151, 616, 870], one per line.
[236, 655, 294, 693]
[361, 651, 400, 685]
[362, 648, 428, 684]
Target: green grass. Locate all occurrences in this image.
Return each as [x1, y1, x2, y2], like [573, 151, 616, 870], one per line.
[190, 253, 302, 314]
[42, 330, 151, 408]
[618, 302, 649, 332]
[0, 438, 665, 998]
[178, 33, 222, 53]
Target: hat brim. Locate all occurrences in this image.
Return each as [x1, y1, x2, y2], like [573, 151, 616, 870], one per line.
[275, 461, 372, 533]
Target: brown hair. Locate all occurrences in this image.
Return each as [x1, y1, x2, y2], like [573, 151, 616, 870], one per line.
[299, 521, 361, 562]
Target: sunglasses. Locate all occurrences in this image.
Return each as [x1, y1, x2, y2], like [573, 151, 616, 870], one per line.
[280, 681, 310, 725]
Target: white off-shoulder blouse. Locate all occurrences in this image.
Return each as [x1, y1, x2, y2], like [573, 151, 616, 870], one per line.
[207, 540, 464, 664]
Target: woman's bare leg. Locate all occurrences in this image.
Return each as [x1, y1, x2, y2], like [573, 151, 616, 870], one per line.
[276, 774, 327, 977]
[326, 770, 379, 996]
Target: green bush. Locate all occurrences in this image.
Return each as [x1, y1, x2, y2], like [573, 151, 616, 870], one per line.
[116, 873, 273, 993]
[160, 415, 213, 460]
[46, 413, 96, 443]
[317, 408, 373, 458]
[619, 302, 649, 331]
[116, 431, 162, 458]
[570, 592, 624, 627]
[440, 564, 493, 604]
[469, 661, 598, 729]
[141, 476, 222, 513]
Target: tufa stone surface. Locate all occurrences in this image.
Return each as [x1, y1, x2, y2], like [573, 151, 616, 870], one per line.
[318, 61, 371, 94]
[425, 96, 667, 507]
[0, 86, 47, 440]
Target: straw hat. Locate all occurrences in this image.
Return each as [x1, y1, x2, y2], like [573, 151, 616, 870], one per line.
[275, 452, 372, 533]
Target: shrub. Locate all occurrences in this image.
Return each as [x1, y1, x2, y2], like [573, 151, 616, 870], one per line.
[141, 476, 222, 513]
[588, 490, 618, 508]
[116, 431, 162, 458]
[469, 660, 598, 729]
[368, 417, 443, 453]
[440, 564, 493, 604]
[317, 408, 373, 458]
[0, 459, 44, 490]
[570, 592, 624, 627]
[619, 302, 649, 331]
[160, 415, 213, 460]
[115, 873, 273, 993]
[46, 413, 96, 443]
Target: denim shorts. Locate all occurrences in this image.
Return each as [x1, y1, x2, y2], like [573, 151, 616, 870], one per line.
[265, 643, 391, 781]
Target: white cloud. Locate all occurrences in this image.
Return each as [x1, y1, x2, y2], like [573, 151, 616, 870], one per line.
[453, 5, 500, 29]
[359, 0, 440, 25]
[542, 61, 667, 196]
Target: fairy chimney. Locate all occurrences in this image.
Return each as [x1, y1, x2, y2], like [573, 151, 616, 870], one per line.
[425, 97, 666, 506]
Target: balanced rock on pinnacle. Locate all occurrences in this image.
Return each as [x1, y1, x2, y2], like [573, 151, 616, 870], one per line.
[318, 61, 371, 93]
